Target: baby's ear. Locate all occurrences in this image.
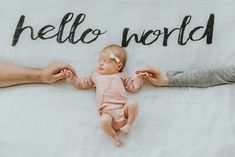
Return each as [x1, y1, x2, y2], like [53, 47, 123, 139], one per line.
[117, 62, 123, 71]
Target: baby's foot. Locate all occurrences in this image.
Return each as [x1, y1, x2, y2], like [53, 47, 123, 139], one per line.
[120, 124, 132, 134]
[111, 135, 123, 147]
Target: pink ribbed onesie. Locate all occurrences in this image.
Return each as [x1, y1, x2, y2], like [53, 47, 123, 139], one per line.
[74, 72, 143, 130]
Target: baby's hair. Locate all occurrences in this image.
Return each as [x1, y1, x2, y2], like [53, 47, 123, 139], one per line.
[102, 44, 127, 72]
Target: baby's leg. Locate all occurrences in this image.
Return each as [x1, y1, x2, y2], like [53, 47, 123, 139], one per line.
[99, 113, 123, 147]
[120, 100, 139, 134]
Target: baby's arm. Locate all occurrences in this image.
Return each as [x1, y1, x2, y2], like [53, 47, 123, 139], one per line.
[61, 69, 95, 89]
[123, 73, 145, 92]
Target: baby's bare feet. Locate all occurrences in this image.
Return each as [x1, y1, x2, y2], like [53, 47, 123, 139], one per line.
[120, 124, 132, 134]
[111, 135, 123, 147]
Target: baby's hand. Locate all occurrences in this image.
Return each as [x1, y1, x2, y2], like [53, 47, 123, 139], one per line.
[60, 69, 75, 83]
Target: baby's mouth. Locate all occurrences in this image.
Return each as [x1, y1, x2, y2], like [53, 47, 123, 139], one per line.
[98, 67, 104, 71]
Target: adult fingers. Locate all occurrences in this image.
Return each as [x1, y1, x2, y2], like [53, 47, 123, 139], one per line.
[53, 72, 66, 81]
[62, 64, 77, 75]
[52, 61, 77, 76]
[136, 67, 158, 75]
[144, 75, 158, 85]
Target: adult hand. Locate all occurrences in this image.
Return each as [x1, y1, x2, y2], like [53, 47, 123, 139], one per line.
[136, 67, 169, 86]
[40, 61, 77, 83]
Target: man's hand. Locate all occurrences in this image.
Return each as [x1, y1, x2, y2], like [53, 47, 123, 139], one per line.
[136, 67, 169, 86]
[40, 61, 76, 83]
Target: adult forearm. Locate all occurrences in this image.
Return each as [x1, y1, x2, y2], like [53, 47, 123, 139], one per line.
[167, 65, 235, 87]
[0, 64, 43, 87]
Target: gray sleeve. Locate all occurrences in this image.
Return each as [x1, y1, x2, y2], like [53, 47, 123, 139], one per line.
[167, 65, 235, 87]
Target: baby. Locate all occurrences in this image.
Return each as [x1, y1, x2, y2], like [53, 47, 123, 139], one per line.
[62, 44, 144, 147]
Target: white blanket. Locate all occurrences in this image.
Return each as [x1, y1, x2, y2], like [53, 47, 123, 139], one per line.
[1, 0, 235, 156]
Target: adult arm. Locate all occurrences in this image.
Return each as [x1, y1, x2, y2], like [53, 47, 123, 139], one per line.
[136, 65, 235, 88]
[166, 65, 235, 87]
[0, 61, 76, 87]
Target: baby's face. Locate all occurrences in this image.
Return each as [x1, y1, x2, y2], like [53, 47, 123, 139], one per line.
[97, 51, 120, 75]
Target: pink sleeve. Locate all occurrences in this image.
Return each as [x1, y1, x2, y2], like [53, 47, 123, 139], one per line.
[123, 74, 144, 93]
[73, 73, 95, 89]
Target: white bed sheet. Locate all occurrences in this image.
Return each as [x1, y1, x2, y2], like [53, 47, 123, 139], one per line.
[0, 0, 235, 157]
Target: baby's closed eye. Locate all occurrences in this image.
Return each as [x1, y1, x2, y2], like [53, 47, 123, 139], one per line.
[99, 59, 110, 63]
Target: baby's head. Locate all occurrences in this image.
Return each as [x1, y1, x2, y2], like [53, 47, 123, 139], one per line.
[97, 44, 127, 75]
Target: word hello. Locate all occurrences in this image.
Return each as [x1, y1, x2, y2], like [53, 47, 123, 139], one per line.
[12, 13, 107, 46]
[12, 12, 214, 47]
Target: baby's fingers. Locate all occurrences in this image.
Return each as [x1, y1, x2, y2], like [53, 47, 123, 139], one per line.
[64, 70, 72, 77]
[141, 72, 152, 77]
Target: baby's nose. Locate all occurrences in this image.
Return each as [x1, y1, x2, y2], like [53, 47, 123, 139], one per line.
[99, 61, 104, 66]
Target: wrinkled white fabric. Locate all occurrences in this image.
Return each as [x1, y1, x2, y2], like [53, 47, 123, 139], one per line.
[0, 0, 235, 157]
